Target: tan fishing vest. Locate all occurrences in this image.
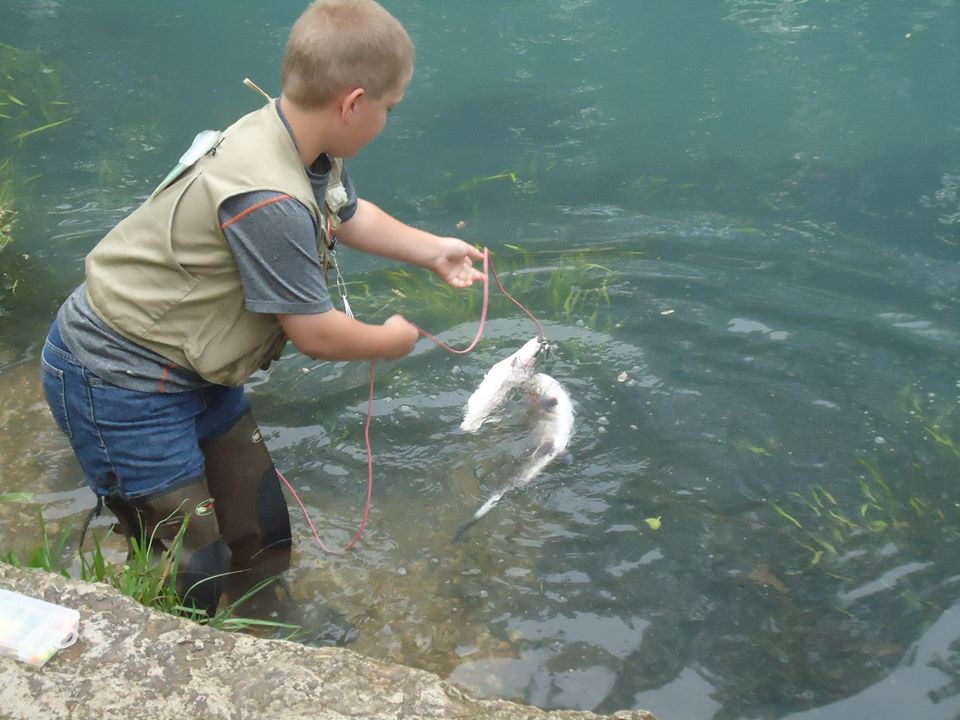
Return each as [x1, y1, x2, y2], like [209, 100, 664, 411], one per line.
[85, 101, 348, 386]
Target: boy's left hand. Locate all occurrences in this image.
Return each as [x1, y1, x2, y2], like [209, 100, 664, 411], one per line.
[431, 239, 485, 288]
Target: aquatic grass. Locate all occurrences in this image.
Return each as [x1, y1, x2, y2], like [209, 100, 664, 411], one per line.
[903, 389, 960, 463]
[621, 174, 703, 210]
[551, 262, 614, 324]
[422, 148, 573, 219]
[0, 43, 69, 319]
[13, 116, 72, 143]
[344, 257, 483, 333]
[0, 43, 72, 148]
[341, 243, 621, 335]
[771, 390, 959, 570]
[772, 463, 928, 569]
[0, 211, 12, 253]
[0, 159, 14, 255]
[502, 245, 619, 329]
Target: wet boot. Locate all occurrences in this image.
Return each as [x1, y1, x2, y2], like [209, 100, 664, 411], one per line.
[200, 410, 292, 603]
[104, 480, 231, 618]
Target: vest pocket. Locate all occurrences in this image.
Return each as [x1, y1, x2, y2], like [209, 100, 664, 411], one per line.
[183, 316, 285, 386]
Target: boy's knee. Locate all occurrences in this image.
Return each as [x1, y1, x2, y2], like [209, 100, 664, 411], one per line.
[104, 479, 232, 617]
[202, 410, 292, 568]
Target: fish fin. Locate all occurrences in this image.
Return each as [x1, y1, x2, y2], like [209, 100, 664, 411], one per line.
[558, 451, 573, 466]
[532, 440, 555, 459]
[539, 394, 558, 411]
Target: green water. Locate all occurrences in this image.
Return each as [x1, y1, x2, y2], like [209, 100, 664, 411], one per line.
[2, 2, 960, 718]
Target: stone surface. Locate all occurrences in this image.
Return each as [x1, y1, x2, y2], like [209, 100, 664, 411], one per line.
[0, 565, 655, 720]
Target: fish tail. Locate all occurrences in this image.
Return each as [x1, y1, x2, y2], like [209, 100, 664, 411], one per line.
[452, 515, 482, 542]
[452, 494, 502, 542]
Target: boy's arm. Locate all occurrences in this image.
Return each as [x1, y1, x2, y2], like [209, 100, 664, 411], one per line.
[335, 199, 485, 288]
[277, 309, 418, 361]
[219, 191, 419, 363]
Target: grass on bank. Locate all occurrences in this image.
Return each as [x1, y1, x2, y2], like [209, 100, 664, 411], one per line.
[0, 503, 297, 635]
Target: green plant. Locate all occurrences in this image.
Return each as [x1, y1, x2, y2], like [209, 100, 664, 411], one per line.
[770, 465, 927, 568]
[0, 159, 14, 254]
[0, 43, 72, 148]
[501, 244, 620, 328]
[0, 510, 71, 577]
[904, 389, 960, 462]
[320, 244, 625, 344]
[1, 504, 297, 635]
[771, 389, 959, 569]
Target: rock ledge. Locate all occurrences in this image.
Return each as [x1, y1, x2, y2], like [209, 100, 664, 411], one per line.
[0, 565, 654, 720]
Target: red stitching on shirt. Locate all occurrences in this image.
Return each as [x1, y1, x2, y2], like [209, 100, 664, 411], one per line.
[220, 194, 294, 230]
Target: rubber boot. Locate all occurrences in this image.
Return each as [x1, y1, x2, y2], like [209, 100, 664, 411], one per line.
[104, 480, 231, 618]
[200, 412, 360, 643]
[201, 410, 292, 602]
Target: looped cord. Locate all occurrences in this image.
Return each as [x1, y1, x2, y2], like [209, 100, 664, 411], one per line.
[278, 247, 543, 552]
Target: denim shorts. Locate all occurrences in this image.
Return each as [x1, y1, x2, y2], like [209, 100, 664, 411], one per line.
[40, 320, 249, 499]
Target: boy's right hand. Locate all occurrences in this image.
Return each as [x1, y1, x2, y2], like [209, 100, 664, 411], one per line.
[382, 314, 420, 359]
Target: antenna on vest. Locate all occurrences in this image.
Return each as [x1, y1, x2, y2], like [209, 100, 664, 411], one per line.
[243, 78, 273, 103]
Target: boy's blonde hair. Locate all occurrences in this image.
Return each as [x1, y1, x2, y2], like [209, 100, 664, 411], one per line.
[282, 0, 415, 109]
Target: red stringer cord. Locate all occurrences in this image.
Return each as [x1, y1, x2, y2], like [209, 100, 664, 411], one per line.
[277, 247, 543, 553]
[276, 360, 376, 554]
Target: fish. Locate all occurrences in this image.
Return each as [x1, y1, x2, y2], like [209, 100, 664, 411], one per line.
[460, 336, 546, 433]
[453, 372, 574, 541]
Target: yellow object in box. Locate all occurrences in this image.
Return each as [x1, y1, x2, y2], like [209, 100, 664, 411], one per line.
[0, 588, 80, 667]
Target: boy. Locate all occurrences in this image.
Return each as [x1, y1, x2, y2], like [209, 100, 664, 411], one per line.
[40, 0, 483, 618]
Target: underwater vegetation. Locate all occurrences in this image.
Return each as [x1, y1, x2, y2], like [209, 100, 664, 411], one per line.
[342, 243, 624, 336]
[770, 388, 960, 572]
[0, 42, 72, 147]
[0, 159, 13, 255]
[0, 43, 71, 319]
[0, 159, 21, 323]
[426, 151, 557, 217]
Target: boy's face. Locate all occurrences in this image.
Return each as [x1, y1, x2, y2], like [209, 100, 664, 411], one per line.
[336, 82, 407, 158]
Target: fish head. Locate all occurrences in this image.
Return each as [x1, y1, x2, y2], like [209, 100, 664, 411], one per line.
[510, 336, 548, 373]
[460, 337, 550, 433]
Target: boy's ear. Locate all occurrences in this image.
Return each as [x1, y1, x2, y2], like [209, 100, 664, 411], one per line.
[339, 87, 365, 122]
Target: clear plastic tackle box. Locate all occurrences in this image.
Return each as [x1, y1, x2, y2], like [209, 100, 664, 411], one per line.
[0, 588, 80, 667]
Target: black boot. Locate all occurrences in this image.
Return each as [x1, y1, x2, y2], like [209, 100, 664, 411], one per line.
[105, 480, 231, 618]
[201, 410, 292, 602]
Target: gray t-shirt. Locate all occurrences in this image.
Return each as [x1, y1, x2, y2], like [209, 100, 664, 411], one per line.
[58, 106, 358, 393]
